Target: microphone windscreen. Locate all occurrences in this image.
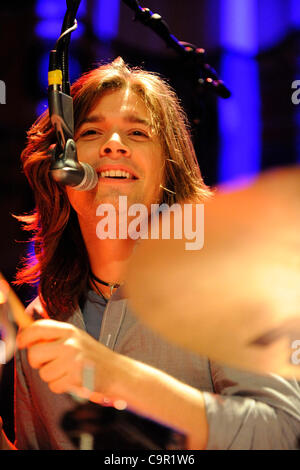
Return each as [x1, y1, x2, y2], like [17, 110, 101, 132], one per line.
[73, 163, 98, 191]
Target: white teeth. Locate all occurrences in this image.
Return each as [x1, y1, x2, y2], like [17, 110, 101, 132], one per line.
[100, 170, 133, 179]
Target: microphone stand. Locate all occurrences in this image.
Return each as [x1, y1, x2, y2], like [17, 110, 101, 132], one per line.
[48, 17, 83, 188]
[48, 1, 97, 191]
[122, 0, 231, 99]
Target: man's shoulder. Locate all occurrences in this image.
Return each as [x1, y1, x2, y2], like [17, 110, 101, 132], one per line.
[25, 296, 49, 320]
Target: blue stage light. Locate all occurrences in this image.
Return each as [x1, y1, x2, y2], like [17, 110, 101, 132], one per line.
[93, 0, 120, 41]
[220, 0, 258, 54]
[35, 19, 84, 40]
[35, 0, 86, 40]
[36, 0, 86, 19]
[290, 0, 300, 28]
[218, 0, 261, 184]
[218, 53, 261, 183]
[35, 98, 48, 117]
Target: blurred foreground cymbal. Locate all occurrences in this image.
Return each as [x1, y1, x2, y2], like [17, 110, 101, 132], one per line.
[125, 166, 300, 378]
[0, 273, 33, 364]
[0, 273, 32, 329]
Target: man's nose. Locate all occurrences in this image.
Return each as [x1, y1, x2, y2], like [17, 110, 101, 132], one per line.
[100, 132, 130, 158]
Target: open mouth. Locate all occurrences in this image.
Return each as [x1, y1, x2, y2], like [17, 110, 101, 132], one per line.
[99, 170, 137, 180]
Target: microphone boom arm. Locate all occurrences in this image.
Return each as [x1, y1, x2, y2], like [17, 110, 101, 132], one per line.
[122, 0, 231, 98]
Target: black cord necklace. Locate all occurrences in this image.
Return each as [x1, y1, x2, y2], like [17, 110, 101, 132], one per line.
[90, 270, 121, 299]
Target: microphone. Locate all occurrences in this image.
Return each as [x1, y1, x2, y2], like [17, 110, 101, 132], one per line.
[51, 162, 98, 192]
[50, 140, 98, 191]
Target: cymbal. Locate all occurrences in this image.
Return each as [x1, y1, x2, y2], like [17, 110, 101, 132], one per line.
[125, 166, 300, 378]
[0, 273, 32, 329]
[0, 274, 34, 365]
[0, 277, 16, 364]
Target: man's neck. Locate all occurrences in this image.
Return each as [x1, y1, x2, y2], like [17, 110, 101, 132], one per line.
[78, 215, 136, 299]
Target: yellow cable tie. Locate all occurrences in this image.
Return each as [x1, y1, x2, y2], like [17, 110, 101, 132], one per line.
[48, 69, 63, 86]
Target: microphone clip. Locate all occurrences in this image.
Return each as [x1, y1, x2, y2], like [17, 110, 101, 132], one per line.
[50, 139, 80, 186]
[49, 141, 98, 191]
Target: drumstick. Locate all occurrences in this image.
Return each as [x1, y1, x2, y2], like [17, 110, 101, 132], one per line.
[0, 273, 33, 329]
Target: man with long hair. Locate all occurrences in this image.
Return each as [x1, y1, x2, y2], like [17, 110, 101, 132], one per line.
[2, 58, 300, 449]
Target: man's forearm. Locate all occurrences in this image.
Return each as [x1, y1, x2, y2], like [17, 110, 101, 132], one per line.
[16, 319, 209, 449]
[104, 353, 209, 449]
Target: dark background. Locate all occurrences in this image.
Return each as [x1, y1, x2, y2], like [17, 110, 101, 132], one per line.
[0, 0, 299, 444]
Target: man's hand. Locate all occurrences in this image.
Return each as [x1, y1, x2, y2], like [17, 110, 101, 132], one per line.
[17, 319, 117, 403]
[16, 319, 208, 449]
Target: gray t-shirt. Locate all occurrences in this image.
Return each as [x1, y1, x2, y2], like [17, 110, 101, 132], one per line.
[14, 294, 300, 450]
[82, 290, 107, 340]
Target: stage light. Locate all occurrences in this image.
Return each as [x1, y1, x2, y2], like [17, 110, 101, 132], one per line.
[218, 0, 261, 183]
[93, 0, 120, 41]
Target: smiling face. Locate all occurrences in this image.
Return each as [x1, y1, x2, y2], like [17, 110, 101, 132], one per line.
[66, 87, 165, 221]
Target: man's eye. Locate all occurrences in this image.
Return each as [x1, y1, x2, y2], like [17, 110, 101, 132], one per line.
[130, 130, 148, 138]
[78, 129, 102, 139]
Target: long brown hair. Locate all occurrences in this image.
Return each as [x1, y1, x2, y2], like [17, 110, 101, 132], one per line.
[16, 57, 211, 320]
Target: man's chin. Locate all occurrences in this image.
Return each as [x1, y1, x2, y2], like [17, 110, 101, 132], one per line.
[95, 192, 145, 210]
